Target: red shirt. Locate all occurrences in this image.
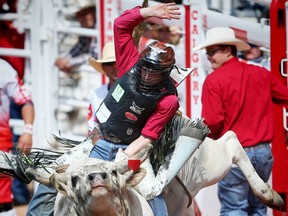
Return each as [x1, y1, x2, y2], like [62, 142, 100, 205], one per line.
[0, 22, 25, 79]
[201, 57, 288, 147]
[113, 7, 179, 140]
[0, 59, 32, 147]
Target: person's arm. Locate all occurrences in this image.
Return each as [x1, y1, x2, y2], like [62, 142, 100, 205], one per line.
[124, 135, 154, 157]
[55, 36, 92, 72]
[3, 60, 35, 154]
[114, 3, 181, 77]
[55, 57, 72, 72]
[113, 6, 144, 77]
[201, 76, 224, 139]
[124, 94, 179, 156]
[18, 103, 34, 154]
[270, 72, 288, 107]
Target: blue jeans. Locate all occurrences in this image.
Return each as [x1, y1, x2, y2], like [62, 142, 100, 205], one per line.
[12, 178, 31, 205]
[26, 184, 57, 216]
[218, 143, 273, 216]
[90, 139, 168, 216]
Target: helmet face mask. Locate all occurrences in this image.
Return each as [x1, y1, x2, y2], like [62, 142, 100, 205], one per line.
[140, 67, 167, 85]
[137, 41, 175, 93]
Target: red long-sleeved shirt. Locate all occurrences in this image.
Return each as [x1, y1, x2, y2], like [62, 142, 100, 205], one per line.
[201, 57, 288, 147]
[113, 7, 179, 140]
[0, 59, 32, 147]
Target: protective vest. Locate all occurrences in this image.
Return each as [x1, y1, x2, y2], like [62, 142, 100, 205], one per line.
[96, 66, 177, 144]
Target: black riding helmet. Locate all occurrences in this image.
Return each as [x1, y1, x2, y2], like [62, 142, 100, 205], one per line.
[136, 41, 175, 93]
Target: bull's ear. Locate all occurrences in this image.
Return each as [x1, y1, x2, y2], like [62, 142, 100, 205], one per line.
[126, 168, 147, 187]
[50, 172, 71, 196]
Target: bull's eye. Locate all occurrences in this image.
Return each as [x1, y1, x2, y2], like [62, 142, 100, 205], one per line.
[111, 170, 117, 176]
[71, 176, 79, 188]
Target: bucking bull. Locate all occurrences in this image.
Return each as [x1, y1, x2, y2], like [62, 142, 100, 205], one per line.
[0, 115, 284, 215]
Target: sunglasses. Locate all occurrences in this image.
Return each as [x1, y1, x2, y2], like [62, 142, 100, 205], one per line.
[205, 48, 223, 57]
[102, 62, 116, 67]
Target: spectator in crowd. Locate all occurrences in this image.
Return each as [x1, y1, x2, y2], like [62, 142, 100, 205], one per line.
[238, 43, 264, 64]
[238, 43, 270, 69]
[0, 58, 35, 216]
[87, 41, 117, 133]
[0, 1, 33, 214]
[141, 23, 183, 46]
[55, 0, 97, 74]
[193, 27, 288, 215]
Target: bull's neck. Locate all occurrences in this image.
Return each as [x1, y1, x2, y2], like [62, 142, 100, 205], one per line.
[87, 193, 127, 216]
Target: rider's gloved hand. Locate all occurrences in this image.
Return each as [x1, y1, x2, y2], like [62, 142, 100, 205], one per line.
[114, 148, 128, 162]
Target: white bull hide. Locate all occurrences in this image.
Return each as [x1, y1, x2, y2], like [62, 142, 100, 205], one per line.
[28, 131, 284, 215]
[0, 129, 284, 215]
[31, 159, 153, 216]
[25, 145, 154, 216]
[165, 131, 284, 215]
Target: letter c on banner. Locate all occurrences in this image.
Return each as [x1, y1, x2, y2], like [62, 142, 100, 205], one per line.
[192, 10, 198, 20]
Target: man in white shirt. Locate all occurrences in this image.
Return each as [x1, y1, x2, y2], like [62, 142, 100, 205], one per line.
[87, 42, 117, 132]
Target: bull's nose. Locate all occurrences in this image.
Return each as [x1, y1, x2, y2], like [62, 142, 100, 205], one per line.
[88, 172, 107, 181]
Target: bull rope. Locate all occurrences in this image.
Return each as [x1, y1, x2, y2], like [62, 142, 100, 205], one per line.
[175, 175, 193, 208]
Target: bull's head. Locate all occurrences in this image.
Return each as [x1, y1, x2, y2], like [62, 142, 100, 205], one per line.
[25, 144, 153, 215]
[49, 159, 147, 202]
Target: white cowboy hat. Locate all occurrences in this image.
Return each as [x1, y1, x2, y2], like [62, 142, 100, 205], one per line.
[65, 0, 95, 20]
[88, 42, 116, 74]
[192, 27, 250, 51]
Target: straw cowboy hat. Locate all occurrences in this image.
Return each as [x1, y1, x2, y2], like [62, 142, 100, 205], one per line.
[65, 0, 95, 20]
[192, 27, 250, 51]
[88, 42, 116, 74]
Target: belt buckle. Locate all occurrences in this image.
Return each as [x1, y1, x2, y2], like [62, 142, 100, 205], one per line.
[104, 134, 121, 144]
[89, 127, 101, 144]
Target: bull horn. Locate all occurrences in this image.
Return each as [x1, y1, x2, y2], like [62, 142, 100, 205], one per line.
[25, 167, 52, 186]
